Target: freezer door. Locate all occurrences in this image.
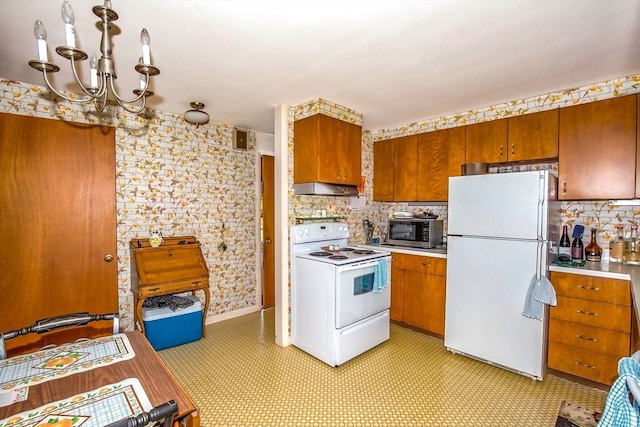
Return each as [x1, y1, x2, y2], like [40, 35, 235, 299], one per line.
[448, 170, 549, 240]
[444, 235, 547, 379]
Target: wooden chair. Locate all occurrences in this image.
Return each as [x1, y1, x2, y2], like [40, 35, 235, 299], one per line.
[0, 312, 119, 359]
[104, 399, 178, 427]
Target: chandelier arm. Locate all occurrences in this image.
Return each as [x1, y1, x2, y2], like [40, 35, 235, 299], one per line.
[41, 69, 93, 104]
[108, 74, 147, 105]
[115, 93, 147, 115]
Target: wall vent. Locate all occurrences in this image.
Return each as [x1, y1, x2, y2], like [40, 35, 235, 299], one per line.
[233, 129, 248, 150]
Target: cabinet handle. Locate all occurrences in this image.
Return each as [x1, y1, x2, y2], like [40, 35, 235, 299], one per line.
[511, 143, 515, 157]
[575, 360, 597, 369]
[576, 309, 598, 316]
[192, 281, 201, 285]
[150, 287, 160, 292]
[422, 263, 432, 267]
[499, 144, 503, 159]
[577, 284, 599, 291]
[562, 182, 567, 195]
[576, 334, 598, 342]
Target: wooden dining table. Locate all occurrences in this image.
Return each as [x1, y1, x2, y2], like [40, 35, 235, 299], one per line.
[0, 331, 200, 427]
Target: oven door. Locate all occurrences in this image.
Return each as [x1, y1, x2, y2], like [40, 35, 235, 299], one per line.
[335, 257, 391, 329]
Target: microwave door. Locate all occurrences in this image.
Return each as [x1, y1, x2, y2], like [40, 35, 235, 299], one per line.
[390, 222, 415, 240]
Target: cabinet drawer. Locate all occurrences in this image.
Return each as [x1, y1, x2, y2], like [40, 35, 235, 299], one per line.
[549, 318, 630, 356]
[550, 272, 630, 306]
[404, 255, 446, 276]
[548, 341, 620, 385]
[135, 278, 209, 298]
[550, 295, 631, 333]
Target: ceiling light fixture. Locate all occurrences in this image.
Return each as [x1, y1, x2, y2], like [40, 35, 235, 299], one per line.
[28, 0, 160, 115]
[184, 102, 210, 125]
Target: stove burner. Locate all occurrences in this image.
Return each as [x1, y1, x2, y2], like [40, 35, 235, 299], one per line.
[329, 255, 348, 260]
[353, 250, 374, 254]
[310, 251, 332, 257]
[340, 247, 355, 252]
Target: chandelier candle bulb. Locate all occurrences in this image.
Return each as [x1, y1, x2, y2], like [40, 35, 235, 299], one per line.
[34, 20, 48, 62]
[61, 1, 75, 48]
[89, 53, 98, 88]
[141, 28, 151, 64]
[138, 57, 147, 90]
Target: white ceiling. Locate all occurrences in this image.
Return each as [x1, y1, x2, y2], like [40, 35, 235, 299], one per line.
[1, 1, 639, 134]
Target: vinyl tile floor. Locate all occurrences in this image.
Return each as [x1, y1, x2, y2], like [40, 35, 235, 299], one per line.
[158, 309, 608, 426]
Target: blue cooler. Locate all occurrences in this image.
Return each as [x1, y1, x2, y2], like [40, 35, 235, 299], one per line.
[142, 295, 203, 350]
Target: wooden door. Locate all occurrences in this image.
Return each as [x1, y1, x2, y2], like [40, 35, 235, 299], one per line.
[373, 139, 394, 201]
[393, 135, 417, 201]
[0, 114, 118, 355]
[261, 155, 275, 308]
[508, 109, 558, 161]
[465, 119, 508, 163]
[417, 127, 465, 201]
[558, 95, 636, 200]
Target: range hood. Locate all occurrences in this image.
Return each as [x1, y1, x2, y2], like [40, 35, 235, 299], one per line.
[294, 182, 359, 196]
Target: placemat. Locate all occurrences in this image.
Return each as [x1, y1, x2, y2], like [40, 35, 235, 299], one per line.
[0, 378, 151, 427]
[0, 334, 135, 393]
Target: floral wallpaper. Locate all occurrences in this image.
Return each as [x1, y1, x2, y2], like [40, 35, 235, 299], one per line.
[0, 78, 258, 331]
[287, 74, 640, 258]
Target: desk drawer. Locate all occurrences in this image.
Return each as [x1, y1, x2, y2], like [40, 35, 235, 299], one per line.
[550, 272, 630, 305]
[550, 295, 631, 333]
[548, 341, 619, 385]
[136, 278, 209, 298]
[549, 318, 630, 356]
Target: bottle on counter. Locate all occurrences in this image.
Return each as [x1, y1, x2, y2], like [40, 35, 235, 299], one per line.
[585, 228, 602, 262]
[559, 225, 571, 256]
[609, 224, 625, 263]
[571, 225, 584, 261]
[623, 223, 640, 266]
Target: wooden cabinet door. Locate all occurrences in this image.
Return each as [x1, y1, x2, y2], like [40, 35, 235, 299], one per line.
[508, 109, 558, 161]
[0, 114, 118, 354]
[390, 253, 405, 322]
[637, 95, 640, 198]
[402, 255, 447, 335]
[417, 127, 465, 201]
[393, 135, 417, 201]
[465, 119, 508, 164]
[373, 139, 395, 201]
[558, 95, 636, 200]
[294, 114, 362, 186]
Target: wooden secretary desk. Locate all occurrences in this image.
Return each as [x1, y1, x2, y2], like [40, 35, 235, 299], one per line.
[129, 236, 210, 337]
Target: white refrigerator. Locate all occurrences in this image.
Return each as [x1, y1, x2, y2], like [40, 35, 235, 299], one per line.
[444, 170, 559, 380]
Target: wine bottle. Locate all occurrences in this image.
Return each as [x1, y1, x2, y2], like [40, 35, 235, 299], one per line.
[585, 228, 602, 262]
[559, 225, 571, 256]
[610, 224, 625, 263]
[571, 225, 584, 261]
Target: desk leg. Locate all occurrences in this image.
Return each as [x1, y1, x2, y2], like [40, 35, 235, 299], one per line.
[193, 288, 210, 338]
[134, 296, 146, 335]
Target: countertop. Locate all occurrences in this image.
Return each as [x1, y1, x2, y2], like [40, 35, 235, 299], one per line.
[359, 244, 447, 259]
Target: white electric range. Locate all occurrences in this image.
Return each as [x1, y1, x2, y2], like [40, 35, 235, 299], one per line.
[290, 222, 391, 366]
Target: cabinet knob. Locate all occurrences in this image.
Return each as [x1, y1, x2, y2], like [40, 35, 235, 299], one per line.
[499, 144, 503, 159]
[576, 309, 598, 316]
[562, 182, 567, 195]
[577, 284, 599, 291]
[265, 238, 272, 244]
[575, 360, 597, 369]
[511, 143, 515, 157]
[104, 253, 114, 262]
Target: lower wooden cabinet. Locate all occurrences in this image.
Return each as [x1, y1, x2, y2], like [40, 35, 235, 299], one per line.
[548, 271, 631, 385]
[390, 253, 446, 336]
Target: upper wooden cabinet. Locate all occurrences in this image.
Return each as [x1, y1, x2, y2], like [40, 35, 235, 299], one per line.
[508, 109, 559, 161]
[394, 135, 418, 201]
[372, 135, 417, 202]
[373, 138, 395, 201]
[294, 114, 362, 186]
[417, 127, 465, 202]
[465, 111, 558, 164]
[558, 95, 637, 200]
[464, 118, 508, 163]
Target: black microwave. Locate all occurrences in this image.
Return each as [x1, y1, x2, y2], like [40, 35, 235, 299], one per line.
[387, 219, 444, 248]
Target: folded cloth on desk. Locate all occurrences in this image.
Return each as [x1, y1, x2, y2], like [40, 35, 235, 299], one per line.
[373, 259, 389, 292]
[600, 357, 640, 427]
[522, 274, 557, 321]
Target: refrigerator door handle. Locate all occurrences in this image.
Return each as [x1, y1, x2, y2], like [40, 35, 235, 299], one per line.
[537, 174, 545, 241]
[535, 241, 542, 280]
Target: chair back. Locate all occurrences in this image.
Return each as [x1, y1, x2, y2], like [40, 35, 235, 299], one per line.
[104, 400, 178, 427]
[0, 312, 119, 359]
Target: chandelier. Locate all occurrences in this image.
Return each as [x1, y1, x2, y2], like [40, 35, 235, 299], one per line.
[28, 0, 160, 114]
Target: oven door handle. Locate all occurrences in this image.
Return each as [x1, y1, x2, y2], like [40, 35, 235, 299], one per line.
[335, 258, 389, 273]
